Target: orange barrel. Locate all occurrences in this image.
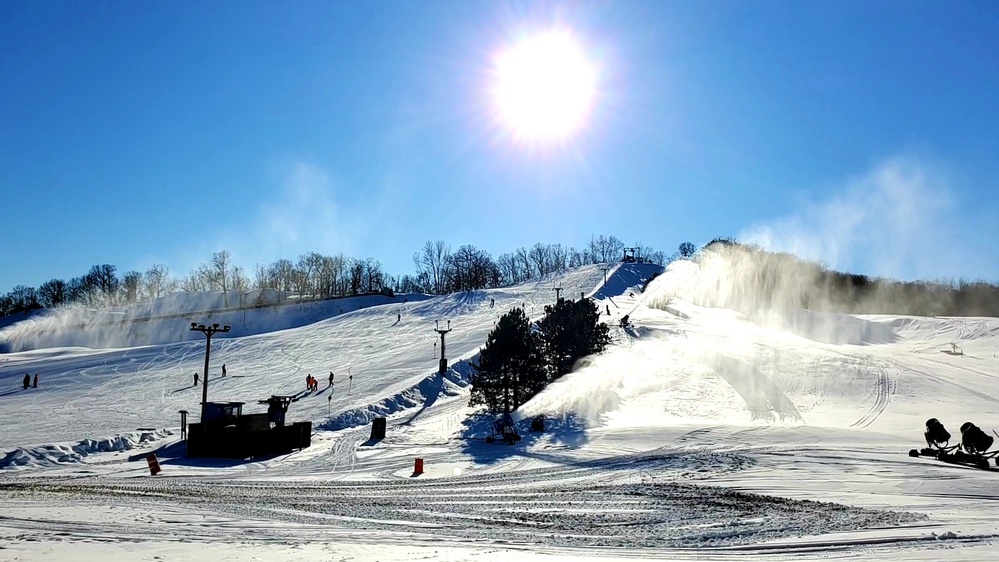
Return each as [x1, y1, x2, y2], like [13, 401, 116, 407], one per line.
[146, 453, 161, 476]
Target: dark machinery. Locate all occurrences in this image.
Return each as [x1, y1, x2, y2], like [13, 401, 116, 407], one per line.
[485, 413, 521, 445]
[909, 418, 999, 470]
[186, 396, 311, 459]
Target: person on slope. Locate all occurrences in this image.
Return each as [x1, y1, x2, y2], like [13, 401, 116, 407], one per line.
[33, 374, 38, 388]
[306, 374, 313, 391]
[23, 373, 30, 390]
[221, 363, 227, 378]
[193, 372, 199, 386]
[329, 372, 334, 388]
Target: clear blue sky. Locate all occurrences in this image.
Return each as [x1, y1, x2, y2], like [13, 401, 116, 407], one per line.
[3, 0, 998, 293]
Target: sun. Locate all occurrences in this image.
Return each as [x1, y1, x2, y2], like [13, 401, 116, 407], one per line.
[492, 30, 597, 143]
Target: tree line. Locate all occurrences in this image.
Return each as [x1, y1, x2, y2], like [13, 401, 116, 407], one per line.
[1, 235, 683, 317]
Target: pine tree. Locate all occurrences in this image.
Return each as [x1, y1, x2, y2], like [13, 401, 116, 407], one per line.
[471, 307, 547, 413]
[537, 298, 610, 379]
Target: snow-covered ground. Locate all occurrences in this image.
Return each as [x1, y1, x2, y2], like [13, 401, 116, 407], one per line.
[2, 261, 998, 561]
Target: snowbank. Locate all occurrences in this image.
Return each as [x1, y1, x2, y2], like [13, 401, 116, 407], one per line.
[0, 429, 173, 471]
[320, 360, 475, 431]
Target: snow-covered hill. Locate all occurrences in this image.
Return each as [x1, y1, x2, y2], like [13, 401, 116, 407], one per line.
[2, 259, 999, 561]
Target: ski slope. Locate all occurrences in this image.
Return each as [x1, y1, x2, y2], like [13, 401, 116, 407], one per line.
[3, 260, 999, 561]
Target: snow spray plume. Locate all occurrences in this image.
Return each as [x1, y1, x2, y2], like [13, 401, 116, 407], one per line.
[0, 289, 275, 352]
[741, 157, 957, 282]
[704, 157, 999, 317]
[645, 246, 902, 345]
[517, 334, 771, 426]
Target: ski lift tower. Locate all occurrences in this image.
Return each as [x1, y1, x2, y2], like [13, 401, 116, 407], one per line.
[622, 247, 638, 263]
[190, 322, 231, 421]
[552, 284, 564, 303]
[434, 320, 451, 375]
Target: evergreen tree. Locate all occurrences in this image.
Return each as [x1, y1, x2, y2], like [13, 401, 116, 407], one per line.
[471, 307, 547, 413]
[537, 298, 610, 379]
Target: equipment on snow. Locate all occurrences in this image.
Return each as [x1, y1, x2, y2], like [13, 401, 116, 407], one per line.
[909, 418, 999, 470]
[485, 413, 521, 445]
[187, 396, 311, 459]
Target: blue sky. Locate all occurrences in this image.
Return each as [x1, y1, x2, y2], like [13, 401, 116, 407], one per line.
[2, 0, 998, 293]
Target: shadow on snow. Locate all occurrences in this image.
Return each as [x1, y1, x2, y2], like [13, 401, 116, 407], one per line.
[456, 411, 591, 464]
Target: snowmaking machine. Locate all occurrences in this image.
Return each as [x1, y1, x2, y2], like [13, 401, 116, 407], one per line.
[909, 418, 999, 470]
[485, 413, 521, 445]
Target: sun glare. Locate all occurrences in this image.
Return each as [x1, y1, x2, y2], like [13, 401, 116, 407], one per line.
[492, 30, 597, 143]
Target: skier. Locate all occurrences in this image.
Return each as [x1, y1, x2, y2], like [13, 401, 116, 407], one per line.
[606, 304, 610, 315]
[306, 374, 313, 391]
[328, 371, 334, 388]
[397, 313, 401, 322]
[193, 372, 200, 386]
[22, 373, 30, 390]
[490, 298, 495, 308]
[222, 363, 227, 377]
[33, 374, 38, 388]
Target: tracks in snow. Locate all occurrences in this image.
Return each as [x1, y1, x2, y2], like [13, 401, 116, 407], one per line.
[0, 449, 920, 551]
[851, 360, 894, 430]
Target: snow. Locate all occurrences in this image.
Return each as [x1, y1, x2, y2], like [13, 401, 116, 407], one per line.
[2, 260, 999, 560]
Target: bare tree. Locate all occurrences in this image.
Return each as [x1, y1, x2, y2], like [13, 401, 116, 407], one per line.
[88, 264, 120, 305]
[121, 270, 143, 304]
[315, 255, 335, 297]
[296, 252, 324, 298]
[67, 275, 98, 306]
[143, 264, 171, 299]
[444, 245, 498, 291]
[414, 240, 451, 294]
[331, 253, 349, 296]
[515, 246, 533, 279]
[550, 243, 569, 272]
[529, 243, 552, 277]
[258, 259, 295, 293]
[7, 285, 38, 313]
[678, 241, 696, 259]
[364, 257, 384, 293]
[208, 251, 233, 306]
[253, 263, 270, 290]
[395, 274, 423, 293]
[588, 236, 601, 264]
[606, 236, 625, 262]
[348, 258, 364, 295]
[231, 266, 250, 307]
[37, 279, 67, 308]
[497, 252, 520, 285]
[181, 269, 209, 292]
